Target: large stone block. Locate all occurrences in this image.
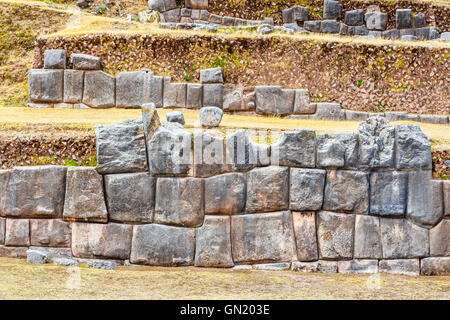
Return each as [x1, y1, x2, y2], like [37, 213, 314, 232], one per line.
[317, 211, 354, 260]
[293, 6, 308, 21]
[28, 69, 64, 103]
[130, 224, 195, 266]
[292, 212, 318, 261]
[246, 166, 289, 213]
[231, 211, 295, 263]
[407, 171, 443, 227]
[430, 219, 449, 256]
[271, 130, 315, 167]
[142, 103, 161, 144]
[344, 9, 364, 26]
[338, 260, 378, 274]
[354, 215, 381, 259]
[186, 83, 203, 108]
[96, 119, 148, 174]
[379, 259, 420, 276]
[150, 75, 164, 108]
[193, 132, 227, 177]
[282, 8, 294, 24]
[205, 173, 245, 215]
[444, 181, 450, 218]
[421, 257, 450, 276]
[0, 245, 28, 258]
[70, 53, 101, 70]
[365, 12, 388, 31]
[195, 216, 233, 267]
[225, 130, 268, 171]
[323, 0, 342, 20]
[162, 9, 180, 22]
[324, 170, 369, 214]
[44, 49, 67, 69]
[154, 177, 204, 227]
[185, 0, 208, 10]
[395, 125, 431, 169]
[290, 169, 325, 211]
[104, 173, 155, 224]
[202, 84, 223, 108]
[200, 67, 223, 83]
[72, 222, 132, 259]
[304, 21, 321, 32]
[0, 170, 11, 217]
[0, 218, 4, 245]
[5, 219, 30, 247]
[63, 70, 84, 103]
[82, 71, 115, 108]
[63, 167, 107, 223]
[4, 166, 67, 218]
[116, 71, 151, 108]
[320, 20, 340, 33]
[396, 9, 412, 29]
[380, 218, 429, 259]
[30, 219, 71, 247]
[316, 133, 358, 168]
[293, 89, 314, 114]
[255, 86, 295, 115]
[370, 171, 408, 216]
[163, 77, 186, 108]
[148, 0, 176, 12]
[358, 116, 395, 168]
[413, 12, 426, 28]
[312, 103, 345, 120]
[200, 106, 223, 128]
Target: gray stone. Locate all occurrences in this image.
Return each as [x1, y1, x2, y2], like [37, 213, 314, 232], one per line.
[63, 167, 108, 223]
[413, 12, 426, 28]
[52, 257, 79, 266]
[82, 71, 115, 108]
[72, 222, 132, 259]
[365, 12, 388, 31]
[312, 103, 345, 120]
[96, 119, 148, 174]
[317, 211, 354, 260]
[338, 260, 378, 274]
[292, 212, 318, 261]
[86, 260, 117, 270]
[193, 132, 227, 177]
[316, 133, 358, 168]
[430, 219, 449, 256]
[202, 84, 223, 108]
[367, 30, 382, 38]
[293, 6, 308, 21]
[354, 215, 381, 259]
[104, 173, 155, 224]
[396, 9, 412, 29]
[255, 86, 295, 115]
[163, 77, 186, 108]
[141, 103, 161, 144]
[441, 32, 450, 42]
[257, 24, 273, 34]
[116, 71, 151, 108]
[63, 70, 84, 103]
[271, 130, 315, 167]
[246, 166, 289, 213]
[232, 265, 252, 270]
[200, 67, 223, 83]
[154, 177, 204, 227]
[407, 171, 443, 227]
[358, 116, 395, 168]
[206, 23, 218, 32]
[380, 218, 429, 259]
[195, 216, 233, 267]
[205, 173, 245, 215]
[291, 261, 318, 273]
[401, 35, 417, 41]
[304, 20, 321, 32]
[150, 75, 164, 108]
[231, 211, 295, 263]
[208, 14, 223, 24]
[290, 169, 325, 211]
[323, 0, 342, 20]
[70, 53, 101, 70]
[421, 257, 450, 276]
[30, 219, 71, 247]
[370, 171, 408, 216]
[28, 69, 64, 103]
[379, 259, 420, 276]
[163, 9, 181, 22]
[354, 25, 369, 36]
[0, 218, 4, 245]
[186, 83, 203, 108]
[324, 170, 369, 214]
[223, 16, 236, 26]
[385, 111, 408, 121]
[29, 246, 72, 260]
[181, 8, 192, 17]
[0, 170, 10, 220]
[4, 166, 67, 218]
[419, 114, 449, 124]
[317, 260, 338, 273]
[344, 9, 364, 26]
[199, 9, 210, 20]
[44, 49, 66, 69]
[293, 89, 314, 114]
[382, 29, 400, 40]
[185, 0, 208, 10]
[199, 106, 223, 128]
[225, 130, 255, 171]
[254, 262, 290, 271]
[399, 28, 415, 38]
[5, 219, 30, 246]
[130, 224, 195, 266]
[282, 8, 294, 23]
[414, 27, 431, 40]
[444, 181, 450, 218]
[166, 111, 185, 125]
[27, 249, 48, 264]
[320, 20, 340, 33]
[148, 0, 176, 12]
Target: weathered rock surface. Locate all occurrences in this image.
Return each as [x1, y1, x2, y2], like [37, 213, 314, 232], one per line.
[0, 246, 28, 258]
[370, 171, 408, 216]
[365, 12, 388, 31]
[317, 211, 354, 260]
[186, 83, 203, 108]
[193, 132, 227, 177]
[154, 177, 204, 227]
[27, 249, 48, 264]
[380, 218, 429, 259]
[225, 130, 257, 171]
[44, 49, 66, 69]
[395, 125, 431, 169]
[5, 219, 30, 246]
[323, 0, 342, 20]
[444, 181, 450, 218]
[292, 212, 318, 261]
[4, 166, 67, 218]
[0, 218, 4, 245]
[316, 133, 358, 168]
[344, 9, 364, 26]
[293, 89, 314, 114]
[354, 215, 381, 259]
[0, 170, 10, 217]
[64, 70, 84, 103]
[116, 71, 150, 108]
[72, 222, 132, 259]
[82, 71, 115, 108]
[231, 211, 295, 263]
[130, 224, 195, 266]
[163, 78, 186, 108]
[96, 119, 148, 174]
[320, 20, 340, 33]
[290, 169, 325, 211]
[104, 173, 155, 224]
[291, 261, 318, 273]
[271, 130, 315, 167]
[70, 53, 101, 70]
[324, 170, 369, 214]
[166, 111, 185, 125]
[185, 0, 208, 10]
[317, 260, 338, 273]
[149, 75, 164, 108]
[200, 67, 223, 83]
[254, 262, 291, 271]
[205, 173, 245, 215]
[87, 260, 117, 270]
[396, 9, 412, 29]
[28, 69, 64, 103]
[195, 216, 233, 267]
[246, 166, 289, 213]
[255, 86, 295, 115]
[141, 103, 161, 143]
[148, 0, 176, 12]
[312, 103, 345, 120]
[379, 259, 420, 276]
[30, 219, 71, 247]
[430, 219, 449, 256]
[63, 167, 107, 223]
[200, 106, 223, 128]
[202, 84, 223, 108]
[338, 259, 378, 274]
[421, 257, 450, 276]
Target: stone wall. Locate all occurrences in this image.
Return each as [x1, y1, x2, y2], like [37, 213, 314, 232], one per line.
[0, 107, 449, 275]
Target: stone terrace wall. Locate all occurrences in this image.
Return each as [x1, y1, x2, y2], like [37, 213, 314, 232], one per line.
[0, 108, 449, 275]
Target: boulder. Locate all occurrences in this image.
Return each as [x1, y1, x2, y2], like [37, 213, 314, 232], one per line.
[255, 86, 295, 115]
[317, 211, 354, 260]
[246, 166, 289, 213]
[87, 260, 117, 270]
[200, 67, 223, 83]
[291, 261, 318, 273]
[225, 130, 261, 171]
[344, 9, 364, 26]
[30, 219, 71, 247]
[130, 224, 195, 266]
[304, 21, 321, 32]
[338, 260, 378, 274]
[395, 125, 431, 169]
[231, 211, 295, 263]
[27, 249, 48, 264]
[0, 218, 4, 245]
[320, 20, 340, 33]
[96, 119, 148, 174]
[365, 12, 388, 31]
[162, 9, 180, 22]
[396, 9, 412, 29]
[154, 177, 204, 227]
[441, 32, 450, 42]
[293, 6, 308, 21]
[292, 212, 318, 261]
[28, 69, 64, 103]
[430, 219, 449, 256]
[200, 106, 223, 128]
[150, 75, 164, 108]
[380, 218, 429, 259]
[316, 133, 358, 168]
[290, 169, 325, 211]
[205, 173, 245, 215]
[282, 8, 294, 24]
[312, 103, 345, 120]
[5, 219, 30, 246]
[148, 0, 176, 12]
[421, 257, 450, 276]
[72, 222, 132, 259]
[70, 53, 101, 70]
[116, 71, 151, 108]
[270, 130, 316, 167]
[63, 167, 108, 223]
[317, 260, 338, 273]
[195, 216, 233, 267]
[257, 24, 274, 34]
[370, 171, 408, 216]
[202, 84, 223, 108]
[379, 259, 420, 276]
[104, 173, 156, 224]
[193, 132, 227, 177]
[82, 71, 115, 108]
[354, 215, 381, 259]
[444, 181, 450, 218]
[186, 83, 203, 108]
[44, 49, 66, 69]
[323, 0, 342, 20]
[4, 166, 67, 218]
[324, 170, 369, 214]
[166, 111, 185, 125]
[64, 70, 84, 103]
[293, 89, 314, 114]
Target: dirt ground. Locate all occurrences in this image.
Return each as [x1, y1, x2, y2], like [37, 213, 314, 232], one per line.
[0, 258, 448, 299]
